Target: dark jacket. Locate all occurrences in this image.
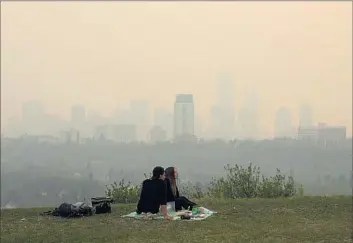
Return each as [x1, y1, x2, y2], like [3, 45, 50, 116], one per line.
[165, 179, 197, 211]
[166, 178, 180, 202]
[136, 178, 167, 214]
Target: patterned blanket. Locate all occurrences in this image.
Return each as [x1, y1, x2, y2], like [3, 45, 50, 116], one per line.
[122, 207, 216, 221]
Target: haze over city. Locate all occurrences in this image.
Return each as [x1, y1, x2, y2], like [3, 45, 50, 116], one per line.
[1, 1, 352, 138]
[1, 1, 352, 213]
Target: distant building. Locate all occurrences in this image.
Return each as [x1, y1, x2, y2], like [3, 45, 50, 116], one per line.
[297, 123, 346, 145]
[317, 123, 346, 144]
[59, 129, 80, 144]
[94, 124, 136, 143]
[149, 126, 167, 143]
[174, 94, 194, 139]
[297, 126, 318, 141]
[213, 73, 236, 139]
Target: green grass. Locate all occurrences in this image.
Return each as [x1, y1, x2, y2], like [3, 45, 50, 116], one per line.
[1, 196, 352, 243]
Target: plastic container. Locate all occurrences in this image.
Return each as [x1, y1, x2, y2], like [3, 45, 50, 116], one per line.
[167, 201, 176, 213]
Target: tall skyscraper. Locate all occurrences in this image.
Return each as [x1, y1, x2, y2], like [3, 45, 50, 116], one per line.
[174, 94, 194, 138]
[274, 107, 292, 138]
[211, 73, 236, 139]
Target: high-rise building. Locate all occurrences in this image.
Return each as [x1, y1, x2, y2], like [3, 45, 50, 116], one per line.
[274, 107, 292, 138]
[174, 94, 194, 138]
[212, 73, 236, 139]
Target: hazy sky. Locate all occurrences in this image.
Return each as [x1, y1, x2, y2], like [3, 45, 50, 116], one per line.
[1, 2, 352, 137]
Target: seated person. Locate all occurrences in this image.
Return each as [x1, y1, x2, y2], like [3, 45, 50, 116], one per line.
[136, 166, 172, 220]
[165, 167, 197, 211]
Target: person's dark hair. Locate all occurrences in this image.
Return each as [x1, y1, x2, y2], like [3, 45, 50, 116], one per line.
[152, 166, 165, 180]
[165, 167, 177, 196]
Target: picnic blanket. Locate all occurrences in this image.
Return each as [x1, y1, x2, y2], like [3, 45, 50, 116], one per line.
[122, 207, 216, 221]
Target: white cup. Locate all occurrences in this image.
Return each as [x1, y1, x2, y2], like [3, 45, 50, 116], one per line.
[166, 201, 176, 212]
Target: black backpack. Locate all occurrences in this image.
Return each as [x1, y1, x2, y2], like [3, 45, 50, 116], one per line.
[91, 197, 113, 214]
[42, 202, 93, 218]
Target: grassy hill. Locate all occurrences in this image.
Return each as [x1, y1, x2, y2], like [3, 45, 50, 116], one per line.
[1, 197, 351, 243]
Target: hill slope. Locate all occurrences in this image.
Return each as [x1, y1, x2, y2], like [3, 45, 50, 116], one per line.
[1, 197, 352, 243]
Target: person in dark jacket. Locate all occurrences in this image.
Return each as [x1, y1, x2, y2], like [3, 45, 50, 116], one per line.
[136, 166, 172, 220]
[165, 167, 197, 211]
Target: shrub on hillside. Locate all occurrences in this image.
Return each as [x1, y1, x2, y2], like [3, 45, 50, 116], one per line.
[106, 164, 298, 204]
[179, 181, 205, 199]
[208, 163, 297, 199]
[105, 179, 140, 203]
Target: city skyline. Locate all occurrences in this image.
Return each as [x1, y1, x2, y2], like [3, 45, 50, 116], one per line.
[2, 96, 349, 140]
[2, 2, 352, 137]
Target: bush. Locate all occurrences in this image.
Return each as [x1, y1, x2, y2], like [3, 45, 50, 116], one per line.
[208, 163, 297, 199]
[106, 164, 300, 204]
[105, 179, 141, 203]
[179, 181, 205, 199]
